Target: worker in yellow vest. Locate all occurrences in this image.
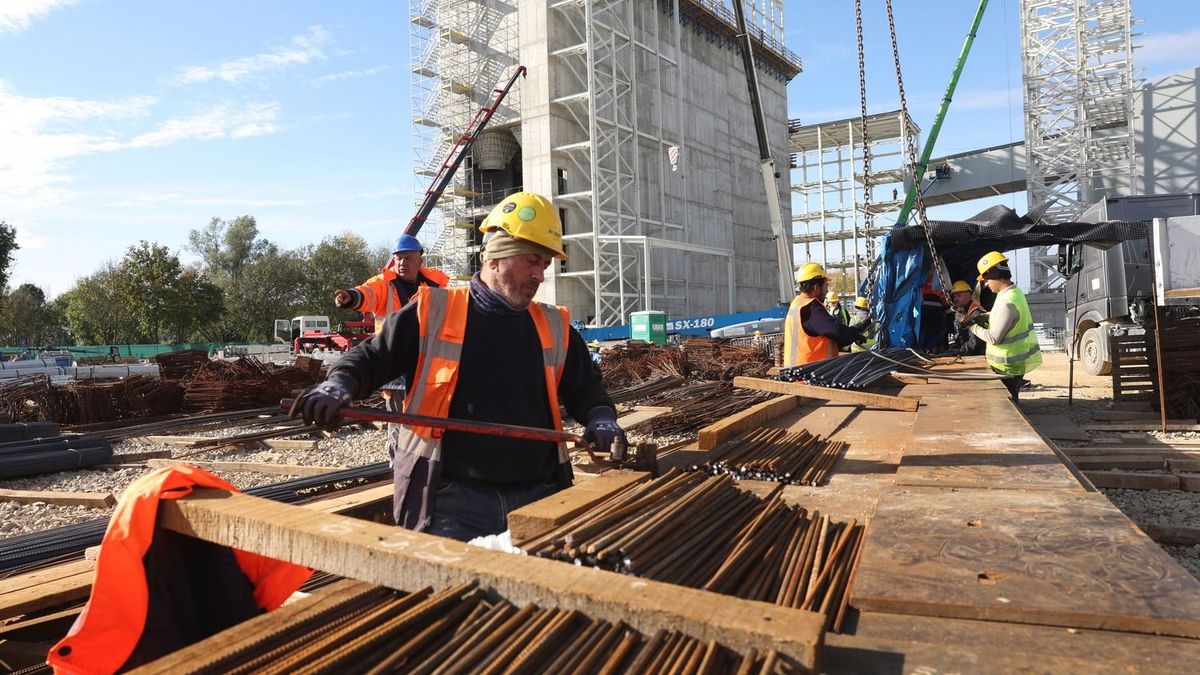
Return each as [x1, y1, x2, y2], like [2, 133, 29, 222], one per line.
[948, 280, 986, 356]
[783, 263, 871, 366]
[292, 192, 621, 541]
[849, 296, 876, 352]
[967, 251, 1043, 402]
[825, 290, 851, 326]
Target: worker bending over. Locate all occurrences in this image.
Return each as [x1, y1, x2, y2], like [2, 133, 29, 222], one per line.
[293, 192, 623, 541]
[849, 296, 876, 352]
[948, 280, 985, 356]
[967, 252, 1042, 401]
[783, 263, 870, 366]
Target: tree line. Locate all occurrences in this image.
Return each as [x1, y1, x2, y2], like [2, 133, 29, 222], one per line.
[0, 216, 394, 347]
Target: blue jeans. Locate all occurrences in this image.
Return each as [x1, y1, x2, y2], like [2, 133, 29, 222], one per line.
[428, 477, 559, 542]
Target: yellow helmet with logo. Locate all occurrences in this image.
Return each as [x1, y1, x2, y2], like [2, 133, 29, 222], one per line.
[825, 291, 840, 303]
[854, 296, 869, 310]
[479, 192, 567, 259]
[976, 251, 1009, 280]
[794, 262, 826, 284]
[950, 280, 974, 294]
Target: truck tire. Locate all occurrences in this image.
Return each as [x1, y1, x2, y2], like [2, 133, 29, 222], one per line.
[1081, 327, 1111, 376]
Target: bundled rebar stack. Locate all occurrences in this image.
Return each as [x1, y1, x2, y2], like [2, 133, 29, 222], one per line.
[155, 579, 800, 674]
[599, 342, 687, 387]
[519, 469, 866, 631]
[183, 357, 321, 412]
[627, 382, 772, 436]
[695, 428, 846, 486]
[0, 375, 185, 425]
[153, 349, 210, 380]
[680, 337, 774, 381]
[0, 431, 113, 479]
[775, 348, 922, 390]
[607, 374, 687, 404]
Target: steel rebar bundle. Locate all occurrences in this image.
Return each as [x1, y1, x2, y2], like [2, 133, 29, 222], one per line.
[0, 375, 186, 425]
[152, 579, 800, 674]
[695, 428, 847, 486]
[627, 382, 773, 436]
[599, 343, 688, 387]
[517, 469, 865, 631]
[680, 337, 774, 381]
[775, 348, 922, 390]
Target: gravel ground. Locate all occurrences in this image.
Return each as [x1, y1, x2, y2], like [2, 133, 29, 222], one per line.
[0, 425, 389, 539]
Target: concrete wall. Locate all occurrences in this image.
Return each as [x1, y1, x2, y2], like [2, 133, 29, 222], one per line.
[517, 0, 792, 324]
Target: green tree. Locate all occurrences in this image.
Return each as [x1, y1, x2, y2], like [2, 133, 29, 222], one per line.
[0, 222, 19, 299]
[1, 283, 56, 347]
[108, 241, 224, 343]
[168, 269, 225, 342]
[61, 264, 139, 344]
[300, 233, 379, 326]
[187, 215, 270, 284]
[221, 248, 308, 342]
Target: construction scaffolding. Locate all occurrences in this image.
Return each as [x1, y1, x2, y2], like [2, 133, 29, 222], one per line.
[409, 0, 521, 282]
[1019, 0, 1139, 291]
[789, 110, 920, 291]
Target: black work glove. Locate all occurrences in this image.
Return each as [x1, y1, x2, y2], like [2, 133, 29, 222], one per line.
[289, 381, 352, 427]
[851, 315, 873, 332]
[584, 407, 627, 456]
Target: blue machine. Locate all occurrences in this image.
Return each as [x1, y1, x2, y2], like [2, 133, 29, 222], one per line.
[577, 306, 787, 342]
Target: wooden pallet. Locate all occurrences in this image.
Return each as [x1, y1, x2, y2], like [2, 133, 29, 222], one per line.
[1111, 334, 1157, 403]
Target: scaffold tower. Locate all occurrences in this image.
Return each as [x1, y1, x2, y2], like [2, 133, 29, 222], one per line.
[1019, 0, 1138, 291]
[409, 0, 520, 281]
[788, 110, 920, 292]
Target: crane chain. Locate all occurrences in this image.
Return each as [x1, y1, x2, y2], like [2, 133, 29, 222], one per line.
[885, 0, 952, 294]
[855, 0, 877, 303]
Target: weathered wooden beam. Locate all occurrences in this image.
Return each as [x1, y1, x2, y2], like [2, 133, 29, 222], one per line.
[508, 471, 650, 543]
[1083, 422, 1200, 433]
[105, 449, 174, 463]
[1060, 447, 1200, 459]
[732, 376, 918, 412]
[1144, 523, 1200, 546]
[615, 406, 672, 429]
[158, 489, 825, 667]
[146, 459, 346, 477]
[0, 488, 116, 509]
[1083, 471, 1180, 491]
[1069, 456, 1168, 472]
[0, 560, 94, 621]
[697, 394, 802, 450]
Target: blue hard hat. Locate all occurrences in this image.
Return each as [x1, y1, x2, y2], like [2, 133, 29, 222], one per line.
[393, 234, 424, 254]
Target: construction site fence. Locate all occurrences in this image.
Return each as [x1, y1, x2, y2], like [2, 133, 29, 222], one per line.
[1, 342, 284, 361]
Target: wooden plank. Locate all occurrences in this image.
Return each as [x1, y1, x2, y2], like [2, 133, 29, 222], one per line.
[146, 459, 347, 477]
[1092, 410, 1165, 422]
[142, 435, 208, 447]
[0, 488, 116, 508]
[1068, 456, 1167, 471]
[1178, 473, 1200, 492]
[1060, 446, 1200, 458]
[1144, 523, 1200, 546]
[840, 611, 1200, 673]
[509, 471, 651, 543]
[0, 560, 95, 621]
[896, 384, 1084, 492]
[697, 394, 801, 450]
[1084, 422, 1200, 432]
[614, 405, 672, 429]
[732, 376, 918, 412]
[1083, 471, 1180, 490]
[1168, 459, 1200, 473]
[1025, 414, 1089, 441]
[853, 487, 1200, 638]
[255, 438, 320, 451]
[158, 489, 825, 668]
[0, 606, 82, 641]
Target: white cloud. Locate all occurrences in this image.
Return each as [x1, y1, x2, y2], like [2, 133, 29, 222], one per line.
[107, 192, 308, 208]
[314, 65, 389, 86]
[1138, 27, 1200, 65]
[174, 25, 334, 85]
[0, 0, 77, 33]
[123, 102, 281, 148]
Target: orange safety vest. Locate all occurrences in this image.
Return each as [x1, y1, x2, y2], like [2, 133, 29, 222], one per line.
[783, 295, 837, 367]
[49, 466, 312, 675]
[354, 267, 451, 332]
[392, 286, 571, 529]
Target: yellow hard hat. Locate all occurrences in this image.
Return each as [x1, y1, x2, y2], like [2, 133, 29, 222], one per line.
[479, 192, 567, 259]
[976, 251, 1009, 280]
[950, 280, 974, 294]
[795, 262, 826, 284]
[854, 296, 869, 310]
[825, 291, 840, 303]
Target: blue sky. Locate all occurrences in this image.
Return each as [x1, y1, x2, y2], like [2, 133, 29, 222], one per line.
[2, 0, 1198, 298]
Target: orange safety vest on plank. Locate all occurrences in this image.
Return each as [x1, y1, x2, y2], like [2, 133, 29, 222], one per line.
[390, 286, 571, 529]
[49, 466, 312, 675]
[783, 296, 837, 367]
[354, 267, 451, 332]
